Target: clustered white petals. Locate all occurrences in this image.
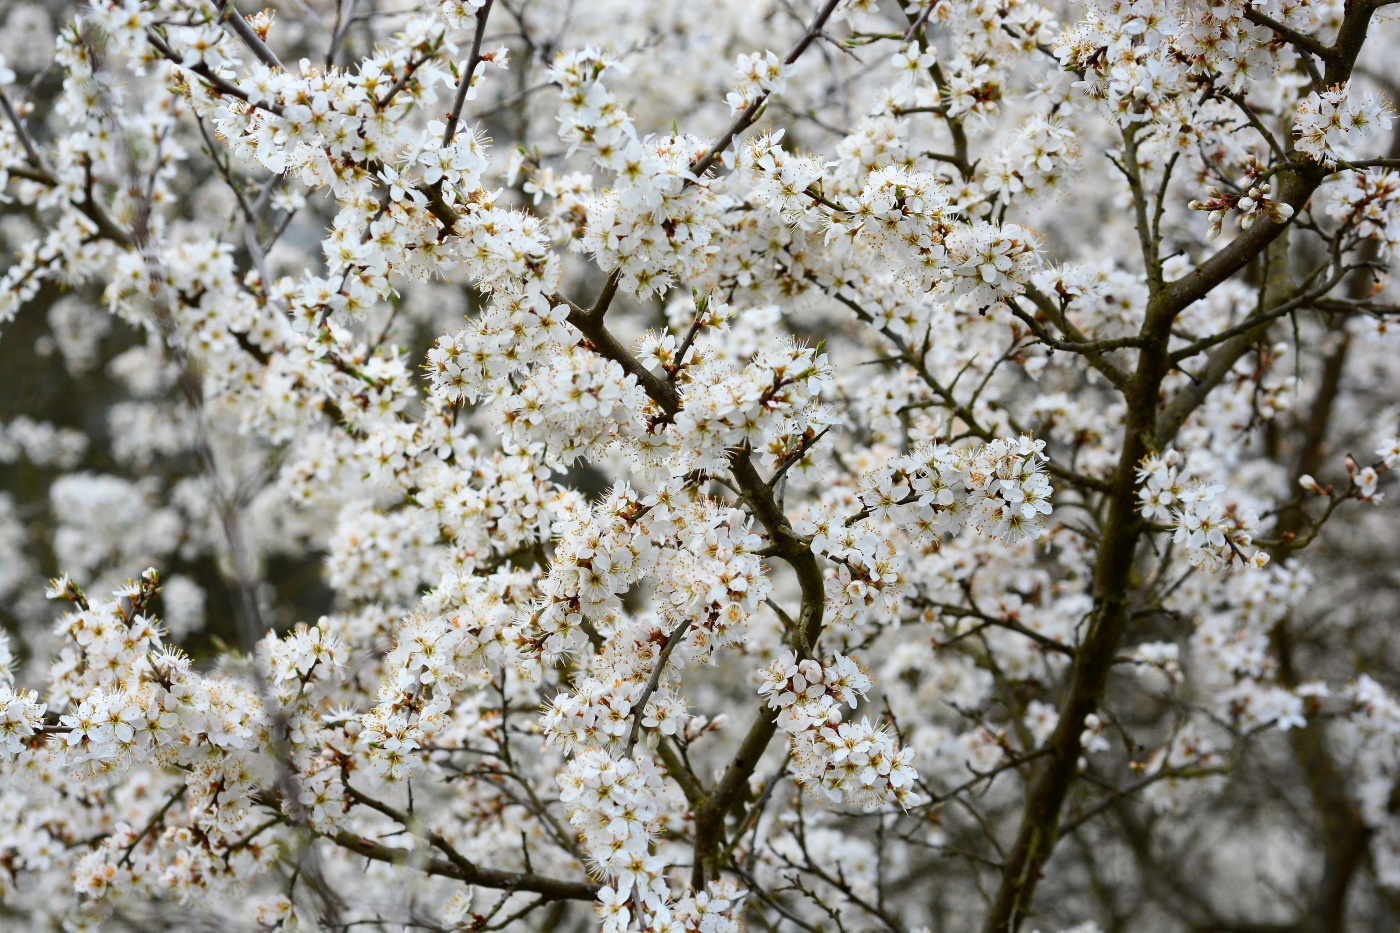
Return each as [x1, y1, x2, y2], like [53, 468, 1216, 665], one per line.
[759, 652, 920, 809]
[857, 434, 1054, 545]
[0, 685, 44, 757]
[726, 50, 789, 114]
[0, 0, 1398, 929]
[1294, 82, 1395, 166]
[1137, 450, 1267, 571]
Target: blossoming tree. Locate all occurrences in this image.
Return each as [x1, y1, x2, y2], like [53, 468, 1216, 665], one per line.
[1, 0, 1400, 930]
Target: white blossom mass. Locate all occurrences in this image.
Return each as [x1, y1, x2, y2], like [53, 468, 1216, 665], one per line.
[1, 0, 1399, 931]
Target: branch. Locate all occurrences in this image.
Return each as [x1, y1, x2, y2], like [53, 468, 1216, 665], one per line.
[690, 452, 828, 887]
[903, 10, 971, 178]
[1168, 263, 1349, 364]
[1019, 283, 1134, 388]
[0, 87, 46, 168]
[341, 785, 598, 901]
[1219, 88, 1287, 162]
[147, 29, 280, 114]
[1151, 0, 1382, 325]
[655, 737, 707, 809]
[625, 618, 692, 756]
[442, 0, 495, 148]
[218, 0, 284, 70]
[687, 0, 843, 180]
[977, 7, 1386, 921]
[1156, 231, 1304, 444]
[556, 291, 680, 414]
[1243, 5, 1333, 61]
[117, 784, 188, 868]
[1115, 123, 1164, 291]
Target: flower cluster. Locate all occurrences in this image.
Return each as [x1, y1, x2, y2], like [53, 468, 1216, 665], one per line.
[361, 571, 526, 778]
[0, 685, 43, 756]
[1189, 180, 1295, 240]
[558, 750, 669, 927]
[758, 652, 920, 808]
[669, 338, 835, 471]
[982, 115, 1079, 205]
[501, 347, 650, 466]
[742, 138, 1046, 305]
[259, 623, 348, 706]
[1138, 450, 1267, 571]
[1319, 169, 1400, 256]
[550, 49, 729, 298]
[426, 289, 573, 404]
[1055, 1, 1272, 123]
[726, 50, 788, 114]
[1, 0, 1399, 929]
[736, 130, 830, 219]
[1294, 82, 1395, 166]
[857, 435, 1054, 545]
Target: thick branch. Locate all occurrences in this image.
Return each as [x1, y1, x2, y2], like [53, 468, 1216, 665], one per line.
[979, 9, 1383, 927]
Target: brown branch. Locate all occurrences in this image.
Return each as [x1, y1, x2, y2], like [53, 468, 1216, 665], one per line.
[1019, 283, 1134, 388]
[687, 0, 843, 180]
[341, 785, 598, 901]
[218, 0, 283, 70]
[625, 618, 692, 756]
[979, 9, 1385, 929]
[117, 784, 188, 868]
[555, 270, 829, 890]
[442, 0, 495, 148]
[691, 451, 827, 887]
[1167, 262, 1349, 365]
[1243, 5, 1333, 61]
[1258, 119, 1400, 933]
